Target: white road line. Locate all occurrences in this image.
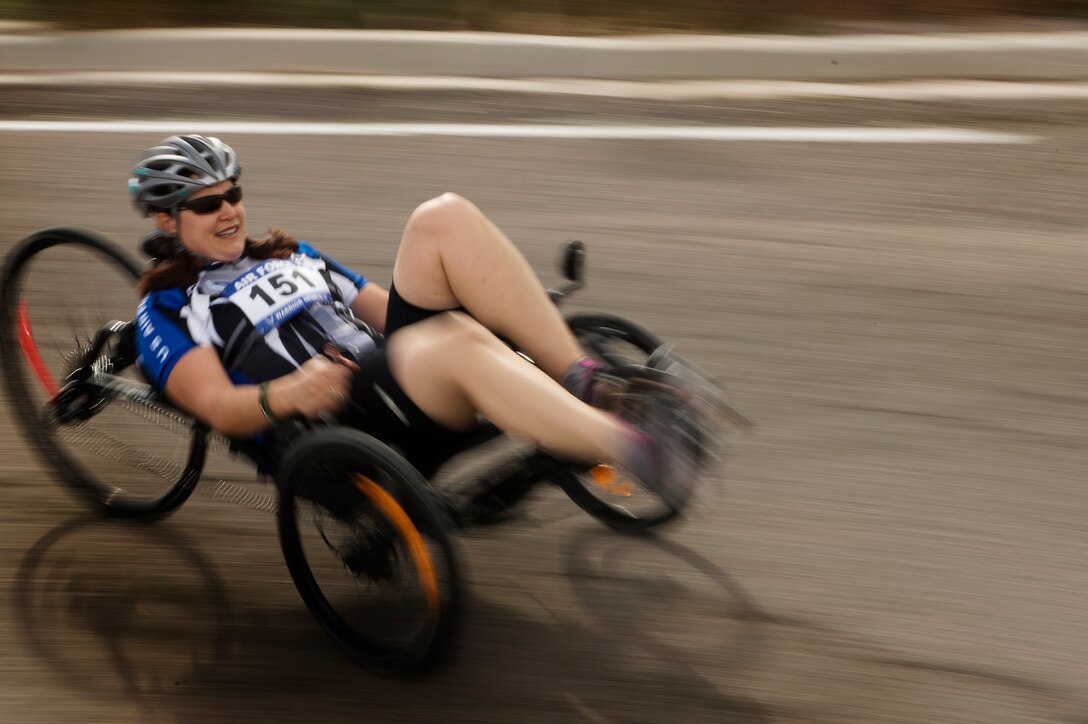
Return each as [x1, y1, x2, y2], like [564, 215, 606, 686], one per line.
[4, 28, 1088, 50]
[0, 120, 1036, 143]
[2, 73, 1088, 101]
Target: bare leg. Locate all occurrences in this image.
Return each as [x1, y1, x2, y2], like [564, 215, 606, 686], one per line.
[390, 193, 584, 380]
[386, 313, 629, 462]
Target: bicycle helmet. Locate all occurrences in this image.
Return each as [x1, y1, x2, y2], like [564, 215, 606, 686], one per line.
[129, 134, 241, 217]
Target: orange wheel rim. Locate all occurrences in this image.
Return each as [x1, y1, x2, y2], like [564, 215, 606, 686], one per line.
[352, 474, 441, 617]
[17, 299, 59, 400]
[590, 465, 634, 497]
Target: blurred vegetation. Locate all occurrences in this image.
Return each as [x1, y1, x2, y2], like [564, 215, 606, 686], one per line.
[0, 0, 1086, 32]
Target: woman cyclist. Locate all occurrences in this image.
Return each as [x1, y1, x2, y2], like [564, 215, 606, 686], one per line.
[131, 134, 695, 503]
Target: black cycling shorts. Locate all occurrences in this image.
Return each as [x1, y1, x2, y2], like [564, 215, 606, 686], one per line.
[384, 281, 464, 337]
[342, 283, 478, 475]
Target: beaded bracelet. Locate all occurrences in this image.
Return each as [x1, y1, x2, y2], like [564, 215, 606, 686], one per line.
[258, 381, 282, 424]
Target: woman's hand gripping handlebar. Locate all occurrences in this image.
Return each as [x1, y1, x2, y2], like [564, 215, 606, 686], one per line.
[260, 344, 359, 426]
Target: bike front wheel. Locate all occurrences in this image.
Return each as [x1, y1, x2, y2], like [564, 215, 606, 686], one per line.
[0, 227, 205, 519]
[559, 311, 680, 532]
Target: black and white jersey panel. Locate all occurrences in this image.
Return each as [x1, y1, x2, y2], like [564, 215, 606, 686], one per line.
[136, 242, 378, 388]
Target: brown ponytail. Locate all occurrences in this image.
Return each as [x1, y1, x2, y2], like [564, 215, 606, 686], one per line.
[136, 228, 298, 296]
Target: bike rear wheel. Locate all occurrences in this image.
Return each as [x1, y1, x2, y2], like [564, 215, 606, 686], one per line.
[560, 312, 680, 532]
[276, 427, 461, 674]
[0, 227, 205, 519]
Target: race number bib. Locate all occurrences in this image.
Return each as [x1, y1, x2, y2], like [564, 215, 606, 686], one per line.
[220, 260, 333, 334]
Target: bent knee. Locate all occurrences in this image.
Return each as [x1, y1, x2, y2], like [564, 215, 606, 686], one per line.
[404, 192, 480, 238]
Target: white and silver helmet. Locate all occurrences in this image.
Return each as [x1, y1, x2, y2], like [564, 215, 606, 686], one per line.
[129, 134, 241, 217]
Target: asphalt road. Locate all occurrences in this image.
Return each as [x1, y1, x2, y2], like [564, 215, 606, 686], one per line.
[0, 87, 1085, 723]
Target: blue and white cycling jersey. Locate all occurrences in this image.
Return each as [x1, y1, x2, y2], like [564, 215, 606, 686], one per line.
[136, 242, 378, 389]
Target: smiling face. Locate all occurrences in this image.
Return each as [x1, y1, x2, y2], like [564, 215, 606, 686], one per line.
[155, 180, 247, 262]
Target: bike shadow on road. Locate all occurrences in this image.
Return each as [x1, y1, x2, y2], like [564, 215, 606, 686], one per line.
[10, 512, 775, 723]
[17, 511, 1084, 723]
[561, 527, 780, 718]
[10, 514, 236, 721]
[20, 511, 1081, 723]
[561, 528, 1086, 723]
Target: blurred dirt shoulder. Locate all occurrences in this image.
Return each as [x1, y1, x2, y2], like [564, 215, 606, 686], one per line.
[2, 0, 1088, 34]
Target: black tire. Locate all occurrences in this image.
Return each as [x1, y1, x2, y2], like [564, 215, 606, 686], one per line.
[559, 312, 680, 532]
[276, 427, 462, 674]
[565, 311, 662, 370]
[0, 227, 205, 519]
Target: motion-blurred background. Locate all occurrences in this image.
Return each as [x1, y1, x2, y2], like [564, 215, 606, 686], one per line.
[1, 2, 1086, 723]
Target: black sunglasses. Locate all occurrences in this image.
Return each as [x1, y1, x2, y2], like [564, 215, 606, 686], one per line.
[177, 185, 243, 215]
